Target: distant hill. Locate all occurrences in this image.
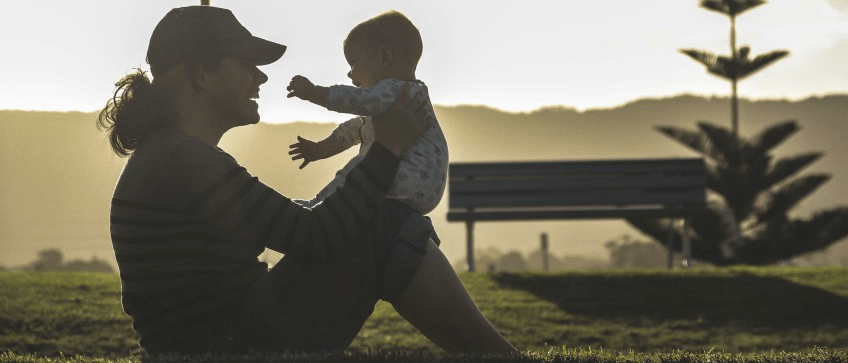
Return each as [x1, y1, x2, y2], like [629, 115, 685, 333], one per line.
[2, 94, 847, 269]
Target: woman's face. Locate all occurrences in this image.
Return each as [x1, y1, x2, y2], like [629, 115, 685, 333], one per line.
[203, 57, 268, 127]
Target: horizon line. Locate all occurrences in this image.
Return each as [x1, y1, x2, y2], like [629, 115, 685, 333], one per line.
[2, 92, 846, 120]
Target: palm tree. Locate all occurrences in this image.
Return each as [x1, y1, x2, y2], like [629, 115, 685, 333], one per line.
[680, 0, 788, 139]
[630, 0, 848, 265]
[627, 121, 848, 265]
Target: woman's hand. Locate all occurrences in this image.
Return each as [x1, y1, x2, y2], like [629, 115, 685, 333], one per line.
[371, 83, 434, 156]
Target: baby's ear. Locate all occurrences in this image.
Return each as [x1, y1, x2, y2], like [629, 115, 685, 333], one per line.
[379, 45, 394, 67]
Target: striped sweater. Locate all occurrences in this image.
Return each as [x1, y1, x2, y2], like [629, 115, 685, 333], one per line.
[110, 127, 399, 352]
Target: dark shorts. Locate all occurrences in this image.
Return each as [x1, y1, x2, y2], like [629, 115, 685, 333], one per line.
[207, 200, 439, 353]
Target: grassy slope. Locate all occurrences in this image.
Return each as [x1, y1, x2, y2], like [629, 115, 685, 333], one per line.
[0, 272, 138, 357]
[3, 349, 848, 363]
[2, 267, 848, 360]
[358, 267, 848, 353]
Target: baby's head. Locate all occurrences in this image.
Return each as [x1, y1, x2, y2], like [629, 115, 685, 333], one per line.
[343, 11, 422, 88]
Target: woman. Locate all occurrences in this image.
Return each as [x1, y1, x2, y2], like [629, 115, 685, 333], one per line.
[98, 5, 516, 355]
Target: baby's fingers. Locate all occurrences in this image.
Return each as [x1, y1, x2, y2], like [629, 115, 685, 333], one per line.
[289, 137, 307, 149]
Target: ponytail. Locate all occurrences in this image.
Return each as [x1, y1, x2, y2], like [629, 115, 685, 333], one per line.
[97, 69, 177, 157]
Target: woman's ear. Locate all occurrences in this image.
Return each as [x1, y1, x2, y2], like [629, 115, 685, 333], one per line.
[379, 45, 394, 68]
[192, 63, 212, 91]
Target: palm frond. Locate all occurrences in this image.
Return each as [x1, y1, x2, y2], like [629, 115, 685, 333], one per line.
[749, 120, 798, 156]
[762, 153, 824, 188]
[757, 174, 831, 221]
[655, 125, 722, 161]
[680, 49, 720, 69]
[801, 207, 848, 250]
[701, 0, 767, 17]
[745, 207, 848, 262]
[683, 49, 789, 81]
[680, 49, 737, 81]
[733, 50, 790, 80]
[697, 122, 737, 157]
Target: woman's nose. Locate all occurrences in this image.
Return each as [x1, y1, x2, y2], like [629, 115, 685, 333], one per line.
[256, 67, 268, 85]
[347, 70, 352, 79]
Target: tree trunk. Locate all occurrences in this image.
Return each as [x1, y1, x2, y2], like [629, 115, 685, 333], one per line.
[731, 78, 738, 139]
[730, 14, 739, 139]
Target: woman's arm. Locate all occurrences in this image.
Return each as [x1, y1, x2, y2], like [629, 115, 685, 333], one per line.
[186, 84, 432, 262]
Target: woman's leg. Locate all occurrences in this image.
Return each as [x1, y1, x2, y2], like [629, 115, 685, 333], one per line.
[235, 202, 417, 352]
[229, 202, 515, 354]
[390, 238, 518, 354]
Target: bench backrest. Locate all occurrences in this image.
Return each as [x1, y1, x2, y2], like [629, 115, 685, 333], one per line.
[447, 158, 707, 222]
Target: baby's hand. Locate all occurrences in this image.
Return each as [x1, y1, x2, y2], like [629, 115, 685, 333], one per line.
[289, 136, 319, 169]
[287, 75, 315, 100]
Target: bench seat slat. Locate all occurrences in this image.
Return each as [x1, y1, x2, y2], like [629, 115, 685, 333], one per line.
[450, 190, 704, 209]
[450, 175, 706, 194]
[450, 158, 705, 179]
[447, 206, 706, 221]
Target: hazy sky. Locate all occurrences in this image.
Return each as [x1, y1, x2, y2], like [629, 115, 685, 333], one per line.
[1, 0, 847, 123]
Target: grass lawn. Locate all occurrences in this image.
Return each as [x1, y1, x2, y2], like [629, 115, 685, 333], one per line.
[2, 267, 848, 362]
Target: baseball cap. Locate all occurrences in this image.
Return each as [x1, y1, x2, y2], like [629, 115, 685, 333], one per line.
[146, 6, 286, 77]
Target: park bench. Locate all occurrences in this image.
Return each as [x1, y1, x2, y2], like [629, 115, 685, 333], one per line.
[447, 158, 707, 271]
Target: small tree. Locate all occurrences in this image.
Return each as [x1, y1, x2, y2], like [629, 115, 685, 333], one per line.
[679, 0, 788, 139]
[627, 0, 848, 265]
[497, 251, 529, 272]
[627, 121, 848, 265]
[29, 249, 64, 271]
[605, 235, 670, 269]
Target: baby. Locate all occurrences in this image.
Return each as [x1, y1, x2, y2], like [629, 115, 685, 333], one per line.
[286, 10, 448, 215]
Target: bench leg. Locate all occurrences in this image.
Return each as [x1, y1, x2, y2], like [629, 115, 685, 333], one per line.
[682, 218, 692, 268]
[666, 218, 675, 269]
[665, 218, 692, 269]
[466, 221, 475, 272]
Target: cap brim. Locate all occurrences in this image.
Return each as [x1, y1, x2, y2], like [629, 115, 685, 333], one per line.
[224, 36, 286, 66]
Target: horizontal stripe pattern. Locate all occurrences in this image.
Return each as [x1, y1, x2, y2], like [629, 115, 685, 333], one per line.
[110, 128, 399, 353]
[183, 143, 397, 263]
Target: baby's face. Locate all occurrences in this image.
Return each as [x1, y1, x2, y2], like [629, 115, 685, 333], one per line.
[344, 40, 382, 88]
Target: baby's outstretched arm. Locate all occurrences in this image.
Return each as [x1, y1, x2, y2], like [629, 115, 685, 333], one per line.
[288, 135, 346, 169]
[287, 75, 330, 109]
